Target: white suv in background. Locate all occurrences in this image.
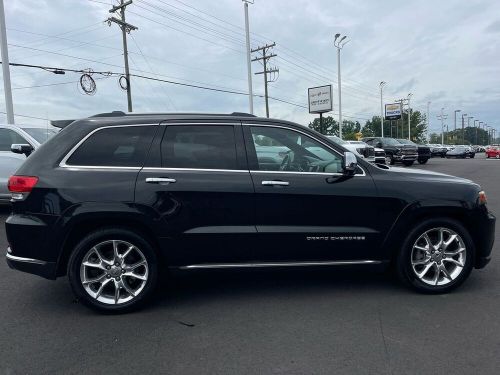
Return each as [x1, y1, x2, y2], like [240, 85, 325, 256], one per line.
[0, 124, 58, 202]
[327, 136, 375, 163]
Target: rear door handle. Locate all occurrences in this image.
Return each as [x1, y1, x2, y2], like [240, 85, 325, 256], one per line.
[262, 180, 289, 186]
[145, 177, 176, 184]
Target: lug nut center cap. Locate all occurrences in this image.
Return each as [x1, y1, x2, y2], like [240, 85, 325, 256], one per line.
[109, 267, 122, 277]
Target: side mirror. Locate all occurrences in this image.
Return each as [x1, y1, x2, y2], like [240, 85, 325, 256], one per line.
[376, 142, 383, 148]
[342, 151, 358, 175]
[11, 144, 34, 157]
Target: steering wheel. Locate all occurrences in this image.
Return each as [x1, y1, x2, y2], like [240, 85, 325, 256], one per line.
[280, 153, 291, 171]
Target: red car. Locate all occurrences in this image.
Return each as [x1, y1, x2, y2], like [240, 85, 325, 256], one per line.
[486, 147, 500, 158]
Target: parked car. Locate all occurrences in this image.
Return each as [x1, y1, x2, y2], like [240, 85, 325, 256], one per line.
[0, 124, 58, 202]
[446, 146, 470, 158]
[428, 144, 447, 158]
[486, 147, 500, 159]
[397, 139, 431, 164]
[6, 112, 495, 312]
[327, 137, 375, 163]
[362, 137, 418, 166]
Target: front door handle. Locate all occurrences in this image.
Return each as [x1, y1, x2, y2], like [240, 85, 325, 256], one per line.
[145, 177, 176, 184]
[262, 180, 289, 186]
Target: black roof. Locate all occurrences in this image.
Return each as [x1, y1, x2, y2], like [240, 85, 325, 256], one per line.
[51, 111, 264, 128]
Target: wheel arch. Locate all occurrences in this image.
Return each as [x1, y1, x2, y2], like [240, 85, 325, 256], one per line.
[55, 205, 163, 277]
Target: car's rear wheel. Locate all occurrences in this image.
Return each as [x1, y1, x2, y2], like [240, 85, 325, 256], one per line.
[402, 160, 414, 166]
[496, 155, 500, 159]
[385, 155, 394, 165]
[68, 228, 158, 313]
[418, 158, 428, 164]
[396, 218, 474, 293]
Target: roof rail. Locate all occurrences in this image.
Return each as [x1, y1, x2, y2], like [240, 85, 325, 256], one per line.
[230, 112, 256, 117]
[90, 111, 127, 118]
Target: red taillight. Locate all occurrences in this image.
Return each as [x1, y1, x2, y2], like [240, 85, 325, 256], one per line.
[8, 176, 39, 193]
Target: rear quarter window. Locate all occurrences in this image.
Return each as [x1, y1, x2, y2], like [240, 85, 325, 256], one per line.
[66, 125, 156, 167]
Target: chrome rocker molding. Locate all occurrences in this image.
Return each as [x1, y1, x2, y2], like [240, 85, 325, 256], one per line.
[178, 260, 381, 270]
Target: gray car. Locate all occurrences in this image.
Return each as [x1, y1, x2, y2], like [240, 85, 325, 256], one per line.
[0, 124, 58, 202]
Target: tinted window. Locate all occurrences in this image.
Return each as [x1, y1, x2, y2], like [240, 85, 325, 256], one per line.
[161, 125, 238, 170]
[250, 126, 343, 173]
[67, 126, 156, 167]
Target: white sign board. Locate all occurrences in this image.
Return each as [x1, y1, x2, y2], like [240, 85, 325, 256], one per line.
[385, 103, 402, 120]
[308, 85, 332, 114]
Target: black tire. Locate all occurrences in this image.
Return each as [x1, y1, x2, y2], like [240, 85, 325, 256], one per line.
[396, 218, 474, 294]
[470, 154, 475, 158]
[402, 160, 414, 166]
[68, 227, 158, 313]
[487, 154, 490, 158]
[417, 158, 428, 165]
[389, 155, 395, 165]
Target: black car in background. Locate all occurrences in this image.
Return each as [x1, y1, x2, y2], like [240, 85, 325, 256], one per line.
[362, 137, 418, 166]
[397, 139, 431, 164]
[5, 112, 496, 312]
[446, 146, 475, 158]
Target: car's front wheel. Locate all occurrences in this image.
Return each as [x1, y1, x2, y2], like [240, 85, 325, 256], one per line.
[68, 228, 158, 313]
[418, 158, 428, 164]
[396, 218, 474, 293]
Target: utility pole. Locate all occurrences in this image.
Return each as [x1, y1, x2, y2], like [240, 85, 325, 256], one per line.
[407, 93, 412, 140]
[242, 0, 254, 114]
[474, 119, 479, 145]
[0, 0, 14, 124]
[251, 43, 278, 118]
[108, 0, 137, 112]
[466, 116, 473, 144]
[334, 34, 349, 139]
[380, 82, 386, 137]
[437, 108, 448, 145]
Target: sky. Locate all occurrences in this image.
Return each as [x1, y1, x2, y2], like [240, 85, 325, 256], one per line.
[1, 0, 499, 136]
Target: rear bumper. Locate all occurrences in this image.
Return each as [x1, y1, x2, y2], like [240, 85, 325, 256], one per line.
[6, 249, 57, 279]
[474, 211, 496, 269]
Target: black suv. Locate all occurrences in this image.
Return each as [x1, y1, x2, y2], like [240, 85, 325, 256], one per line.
[363, 137, 418, 166]
[5, 112, 496, 312]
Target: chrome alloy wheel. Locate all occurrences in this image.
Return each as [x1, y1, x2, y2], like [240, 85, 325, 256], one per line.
[411, 227, 466, 286]
[80, 240, 149, 305]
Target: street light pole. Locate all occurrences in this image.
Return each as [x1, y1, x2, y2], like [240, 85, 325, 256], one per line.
[380, 81, 386, 137]
[426, 101, 431, 142]
[461, 113, 467, 144]
[0, 0, 14, 124]
[474, 120, 479, 145]
[479, 121, 484, 144]
[242, 0, 254, 114]
[334, 33, 349, 139]
[454, 110, 460, 144]
[467, 116, 473, 144]
[407, 93, 412, 140]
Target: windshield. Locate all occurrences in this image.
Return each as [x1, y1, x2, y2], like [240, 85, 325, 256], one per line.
[397, 139, 416, 145]
[326, 135, 347, 145]
[22, 128, 58, 143]
[382, 138, 402, 146]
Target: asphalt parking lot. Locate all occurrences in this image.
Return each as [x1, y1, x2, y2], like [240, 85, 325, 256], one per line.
[0, 154, 499, 375]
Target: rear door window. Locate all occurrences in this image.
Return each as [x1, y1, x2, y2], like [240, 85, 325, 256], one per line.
[66, 125, 156, 167]
[161, 125, 238, 170]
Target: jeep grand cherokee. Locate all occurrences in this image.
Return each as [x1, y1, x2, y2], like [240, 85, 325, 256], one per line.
[5, 112, 496, 312]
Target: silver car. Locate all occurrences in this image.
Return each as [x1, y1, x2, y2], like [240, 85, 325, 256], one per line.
[0, 124, 58, 202]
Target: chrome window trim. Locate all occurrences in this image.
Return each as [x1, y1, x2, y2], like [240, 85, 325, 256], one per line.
[244, 123, 367, 177]
[142, 167, 249, 173]
[59, 123, 158, 169]
[179, 260, 381, 270]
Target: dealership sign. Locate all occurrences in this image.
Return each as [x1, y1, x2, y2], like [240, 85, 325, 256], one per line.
[308, 85, 332, 114]
[385, 103, 402, 120]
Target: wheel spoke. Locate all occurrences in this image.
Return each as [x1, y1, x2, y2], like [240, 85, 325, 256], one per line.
[94, 246, 113, 266]
[438, 228, 444, 247]
[113, 280, 120, 304]
[120, 280, 136, 297]
[423, 233, 434, 250]
[122, 245, 134, 260]
[124, 271, 147, 281]
[112, 240, 120, 263]
[440, 264, 452, 281]
[443, 234, 457, 250]
[412, 256, 430, 266]
[443, 257, 464, 267]
[125, 260, 147, 271]
[414, 245, 429, 253]
[82, 261, 106, 271]
[83, 273, 106, 285]
[95, 278, 112, 298]
[431, 263, 440, 285]
[416, 262, 434, 279]
[444, 247, 466, 257]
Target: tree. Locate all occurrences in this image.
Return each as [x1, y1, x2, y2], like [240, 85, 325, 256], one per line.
[361, 110, 428, 143]
[308, 116, 338, 135]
